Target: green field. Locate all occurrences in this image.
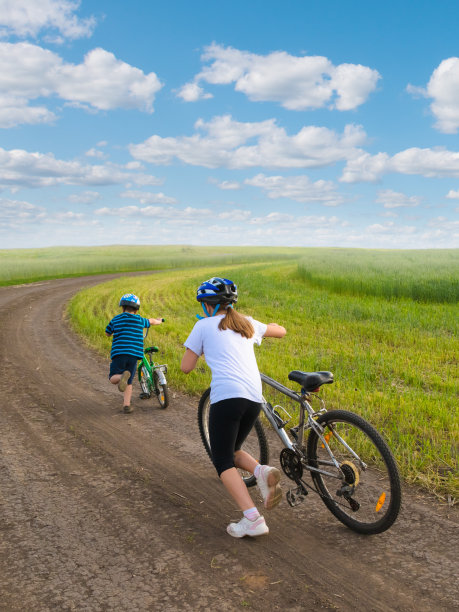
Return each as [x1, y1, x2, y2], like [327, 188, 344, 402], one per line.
[0, 245, 300, 286]
[64, 247, 459, 501]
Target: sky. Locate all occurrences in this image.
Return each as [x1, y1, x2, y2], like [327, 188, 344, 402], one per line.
[1, 0, 459, 250]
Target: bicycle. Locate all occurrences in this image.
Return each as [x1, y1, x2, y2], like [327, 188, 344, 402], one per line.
[137, 324, 169, 409]
[198, 369, 402, 535]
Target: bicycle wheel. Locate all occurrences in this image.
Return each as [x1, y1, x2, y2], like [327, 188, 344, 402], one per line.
[197, 388, 269, 488]
[307, 410, 401, 534]
[139, 364, 152, 397]
[153, 370, 169, 409]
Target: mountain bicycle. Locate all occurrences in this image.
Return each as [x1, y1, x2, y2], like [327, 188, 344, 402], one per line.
[198, 369, 402, 535]
[138, 324, 169, 409]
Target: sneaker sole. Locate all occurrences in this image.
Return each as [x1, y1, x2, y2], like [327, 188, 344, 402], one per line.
[123, 406, 133, 414]
[264, 468, 282, 510]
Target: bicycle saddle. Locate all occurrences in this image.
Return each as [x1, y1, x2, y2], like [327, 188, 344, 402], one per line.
[145, 346, 159, 354]
[288, 370, 334, 392]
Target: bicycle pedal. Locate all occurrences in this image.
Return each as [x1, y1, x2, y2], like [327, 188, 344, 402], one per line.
[286, 486, 307, 507]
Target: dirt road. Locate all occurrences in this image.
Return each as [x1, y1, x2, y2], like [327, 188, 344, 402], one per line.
[0, 275, 457, 611]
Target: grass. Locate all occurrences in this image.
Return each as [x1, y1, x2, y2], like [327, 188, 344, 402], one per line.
[298, 248, 459, 303]
[67, 251, 459, 500]
[0, 245, 301, 286]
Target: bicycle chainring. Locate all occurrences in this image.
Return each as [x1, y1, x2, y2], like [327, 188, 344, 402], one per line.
[280, 448, 304, 481]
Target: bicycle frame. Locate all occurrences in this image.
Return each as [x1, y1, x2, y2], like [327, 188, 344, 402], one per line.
[139, 351, 167, 387]
[260, 373, 347, 479]
[138, 327, 167, 393]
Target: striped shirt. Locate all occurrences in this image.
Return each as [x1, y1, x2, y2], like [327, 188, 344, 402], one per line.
[105, 312, 150, 359]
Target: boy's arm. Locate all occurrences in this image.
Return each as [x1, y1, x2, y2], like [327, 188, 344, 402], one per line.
[105, 321, 113, 337]
[148, 317, 164, 326]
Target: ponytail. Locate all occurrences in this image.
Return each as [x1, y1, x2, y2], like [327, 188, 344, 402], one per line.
[218, 305, 254, 339]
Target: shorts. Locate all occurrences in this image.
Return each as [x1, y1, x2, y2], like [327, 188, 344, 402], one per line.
[109, 354, 138, 385]
[208, 397, 262, 476]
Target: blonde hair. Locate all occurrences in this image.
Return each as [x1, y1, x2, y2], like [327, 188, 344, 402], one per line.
[218, 305, 254, 339]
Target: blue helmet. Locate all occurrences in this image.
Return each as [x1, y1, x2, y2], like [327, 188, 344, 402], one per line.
[119, 293, 140, 310]
[196, 277, 238, 305]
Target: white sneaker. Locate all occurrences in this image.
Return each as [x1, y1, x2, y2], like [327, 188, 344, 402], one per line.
[257, 465, 282, 510]
[226, 516, 269, 538]
[118, 370, 130, 392]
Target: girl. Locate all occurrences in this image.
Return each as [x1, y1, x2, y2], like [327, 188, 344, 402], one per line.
[181, 277, 286, 538]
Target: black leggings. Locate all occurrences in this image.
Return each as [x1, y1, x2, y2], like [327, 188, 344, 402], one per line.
[208, 397, 262, 476]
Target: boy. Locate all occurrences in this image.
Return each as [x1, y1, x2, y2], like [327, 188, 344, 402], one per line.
[105, 293, 163, 413]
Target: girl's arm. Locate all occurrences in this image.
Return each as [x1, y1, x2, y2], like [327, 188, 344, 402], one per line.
[181, 348, 200, 373]
[263, 323, 286, 338]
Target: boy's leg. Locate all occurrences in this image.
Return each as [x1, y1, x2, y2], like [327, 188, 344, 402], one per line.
[123, 384, 133, 413]
[122, 358, 138, 413]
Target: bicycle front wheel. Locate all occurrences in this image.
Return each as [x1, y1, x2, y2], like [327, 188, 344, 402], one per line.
[307, 410, 401, 534]
[197, 388, 269, 488]
[153, 370, 169, 409]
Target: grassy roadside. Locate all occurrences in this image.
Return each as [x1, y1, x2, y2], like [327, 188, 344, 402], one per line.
[67, 259, 459, 500]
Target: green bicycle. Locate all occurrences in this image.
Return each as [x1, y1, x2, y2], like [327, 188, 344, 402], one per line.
[138, 324, 169, 409]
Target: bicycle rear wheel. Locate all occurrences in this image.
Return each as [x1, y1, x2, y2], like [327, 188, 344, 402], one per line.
[197, 388, 269, 487]
[307, 410, 401, 534]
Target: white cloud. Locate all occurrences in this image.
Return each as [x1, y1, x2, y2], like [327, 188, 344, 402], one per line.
[342, 147, 459, 182]
[130, 115, 367, 169]
[245, 173, 344, 206]
[68, 190, 101, 204]
[375, 189, 421, 208]
[446, 189, 459, 199]
[120, 190, 177, 205]
[95, 205, 213, 220]
[177, 82, 212, 102]
[427, 216, 459, 233]
[218, 209, 251, 221]
[0, 146, 162, 189]
[248, 212, 341, 227]
[85, 147, 106, 159]
[179, 43, 380, 111]
[366, 221, 416, 234]
[0, 0, 96, 40]
[0, 42, 163, 127]
[208, 178, 241, 190]
[408, 58, 459, 133]
[0, 197, 45, 225]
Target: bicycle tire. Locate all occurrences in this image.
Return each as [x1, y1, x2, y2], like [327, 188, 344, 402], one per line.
[197, 388, 269, 488]
[139, 364, 152, 396]
[307, 409, 401, 535]
[153, 370, 169, 409]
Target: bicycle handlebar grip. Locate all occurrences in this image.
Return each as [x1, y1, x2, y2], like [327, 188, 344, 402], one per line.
[161, 318, 165, 322]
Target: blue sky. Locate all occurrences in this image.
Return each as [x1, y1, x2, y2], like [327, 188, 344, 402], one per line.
[1, 0, 458, 249]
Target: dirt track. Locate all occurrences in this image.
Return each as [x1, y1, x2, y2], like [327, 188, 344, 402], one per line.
[0, 275, 457, 612]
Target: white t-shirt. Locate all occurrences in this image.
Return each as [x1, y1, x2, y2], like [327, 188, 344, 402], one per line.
[184, 315, 267, 404]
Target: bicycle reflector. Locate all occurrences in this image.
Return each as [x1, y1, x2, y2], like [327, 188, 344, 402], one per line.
[375, 492, 386, 512]
[321, 432, 332, 448]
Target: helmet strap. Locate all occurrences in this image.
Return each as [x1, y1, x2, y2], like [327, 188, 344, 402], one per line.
[196, 302, 220, 319]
